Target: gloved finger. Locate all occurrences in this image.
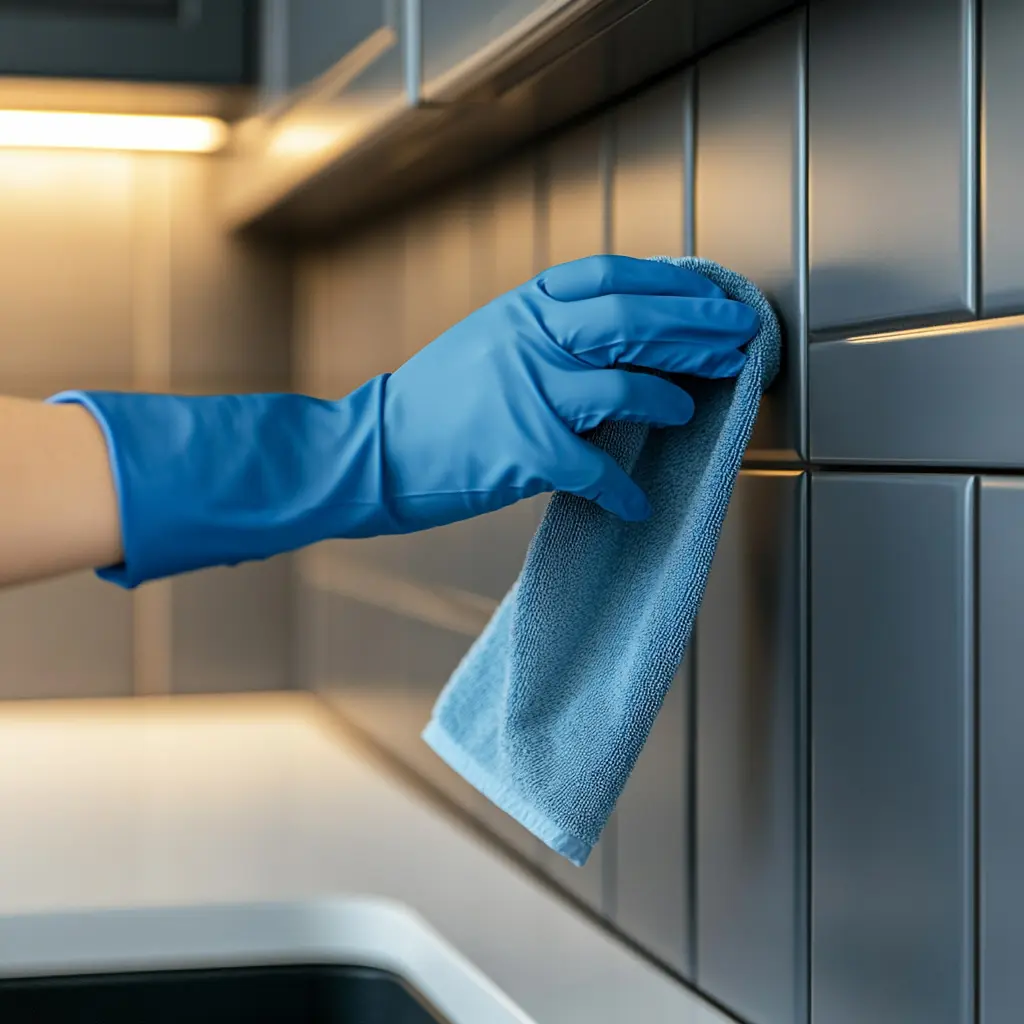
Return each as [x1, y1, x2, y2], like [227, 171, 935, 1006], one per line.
[551, 369, 695, 433]
[538, 254, 728, 302]
[545, 293, 758, 375]
[550, 434, 652, 521]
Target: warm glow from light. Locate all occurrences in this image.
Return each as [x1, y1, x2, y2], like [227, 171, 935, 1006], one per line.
[267, 122, 345, 158]
[0, 110, 228, 153]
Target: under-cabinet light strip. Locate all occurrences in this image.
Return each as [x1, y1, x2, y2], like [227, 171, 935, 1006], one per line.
[0, 110, 228, 153]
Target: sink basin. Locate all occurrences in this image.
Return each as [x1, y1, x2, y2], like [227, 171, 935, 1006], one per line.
[0, 963, 446, 1023]
[0, 899, 527, 1024]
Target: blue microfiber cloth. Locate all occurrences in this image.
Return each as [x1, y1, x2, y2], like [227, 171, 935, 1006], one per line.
[422, 257, 781, 866]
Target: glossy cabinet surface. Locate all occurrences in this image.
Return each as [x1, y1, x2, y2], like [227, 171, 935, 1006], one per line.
[808, 0, 974, 333]
[981, 0, 1024, 316]
[613, 655, 692, 975]
[611, 73, 689, 259]
[979, 479, 1024, 1024]
[283, 1, 392, 93]
[811, 474, 973, 1024]
[809, 319, 1024, 468]
[696, 11, 806, 459]
[421, 0, 554, 91]
[0, 1, 252, 83]
[696, 471, 807, 1024]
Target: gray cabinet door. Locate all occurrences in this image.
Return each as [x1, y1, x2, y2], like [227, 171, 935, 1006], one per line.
[613, 653, 692, 976]
[284, 1, 391, 93]
[808, 0, 974, 333]
[611, 72, 690, 259]
[811, 474, 974, 1024]
[981, 0, 1024, 316]
[299, 557, 540, 860]
[695, 0, 794, 50]
[0, 1, 252, 83]
[0, 574, 133, 700]
[809, 319, 1024, 468]
[696, 471, 807, 1024]
[421, 0, 553, 94]
[979, 479, 1024, 1024]
[543, 116, 607, 267]
[695, 10, 806, 459]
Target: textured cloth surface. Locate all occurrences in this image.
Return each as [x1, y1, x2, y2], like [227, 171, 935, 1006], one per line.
[422, 257, 781, 866]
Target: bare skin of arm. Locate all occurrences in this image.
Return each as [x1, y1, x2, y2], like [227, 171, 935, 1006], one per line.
[0, 397, 122, 588]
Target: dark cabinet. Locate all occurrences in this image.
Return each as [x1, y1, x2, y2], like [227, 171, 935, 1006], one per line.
[421, 0, 553, 95]
[811, 474, 974, 1024]
[979, 479, 1024, 1024]
[808, 0, 974, 333]
[613, 655, 692, 975]
[809, 319, 1024, 468]
[981, 0, 1024, 316]
[610, 72, 689, 259]
[696, 470, 807, 1024]
[695, 9, 807, 459]
[282, 1, 393, 94]
[0, 1, 253, 84]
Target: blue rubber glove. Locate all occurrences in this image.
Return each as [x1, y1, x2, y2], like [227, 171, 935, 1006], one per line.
[49, 255, 758, 588]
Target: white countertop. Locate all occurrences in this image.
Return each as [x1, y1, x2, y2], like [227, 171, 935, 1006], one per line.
[0, 694, 730, 1023]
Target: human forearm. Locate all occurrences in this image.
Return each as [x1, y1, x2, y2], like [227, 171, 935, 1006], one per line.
[0, 396, 122, 587]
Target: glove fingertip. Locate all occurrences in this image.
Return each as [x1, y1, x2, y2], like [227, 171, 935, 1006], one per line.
[597, 485, 651, 522]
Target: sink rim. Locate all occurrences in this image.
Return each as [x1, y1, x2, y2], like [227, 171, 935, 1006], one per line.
[0, 896, 532, 1024]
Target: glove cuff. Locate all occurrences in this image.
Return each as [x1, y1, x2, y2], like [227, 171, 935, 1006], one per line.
[47, 378, 392, 588]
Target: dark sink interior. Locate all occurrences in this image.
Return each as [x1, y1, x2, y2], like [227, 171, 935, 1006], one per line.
[0, 964, 450, 1023]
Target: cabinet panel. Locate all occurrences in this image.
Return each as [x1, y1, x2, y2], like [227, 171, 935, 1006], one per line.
[611, 72, 689, 259]
[171, 558, 291, 694]
[298, 562, 539, 859]
[808, 0, 973, 332]
[0, 574, 133, 700]
[421, 0, 548, 90]
[614, 654, 691, 975]
[0, 2, 252, 84]
[544, 116, 606, 266]
[981, 0, 1024, 315]
[695, 0, 793, 50]
[695, 11, 806, 459]
[696, 471, 806, 1024]
[480, 154, 539, 299]
[294, 221, 404, 399]
[811, 474, 973, 1024]
[168, 155, 291, 395]
[285, 1, 390, 92]
[809, 319, 1024, 467]
[979, 479, 1024, 1024]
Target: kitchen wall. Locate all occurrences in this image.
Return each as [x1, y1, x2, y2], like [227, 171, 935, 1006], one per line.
[295, 2, 1024, 1024]
[0, 149, 293, 700]
[295, 7, 804, 1016]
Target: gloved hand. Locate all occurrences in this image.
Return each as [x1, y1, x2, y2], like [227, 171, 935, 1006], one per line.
[49, 255, 758, 588]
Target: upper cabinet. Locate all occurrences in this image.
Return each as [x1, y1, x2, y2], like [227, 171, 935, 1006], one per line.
[696, 9, 806, 460]
[421, 0, 557, 96]
[981, 0, 1024, 316]
[0, 1, 254, 84]
[808, 0, 974, 335]
[228, 0, 796, 235]
[284, 2, 394, 94]
[259, 0, 407, 107]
